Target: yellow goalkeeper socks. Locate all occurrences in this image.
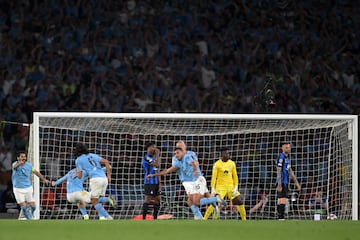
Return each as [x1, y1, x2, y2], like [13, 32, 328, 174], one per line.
[203, 205, 214, 220]
[237, 205, 247, 221]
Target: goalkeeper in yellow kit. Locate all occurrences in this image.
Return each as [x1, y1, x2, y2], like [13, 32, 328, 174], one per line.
[204, 147, 246, 220]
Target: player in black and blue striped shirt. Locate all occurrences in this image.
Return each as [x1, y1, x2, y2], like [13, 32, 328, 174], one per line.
[141, 142, 161, 219]
[275, 141, 301, 220]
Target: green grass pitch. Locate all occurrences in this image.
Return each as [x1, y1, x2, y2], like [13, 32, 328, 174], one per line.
[0, 220, 358, 240]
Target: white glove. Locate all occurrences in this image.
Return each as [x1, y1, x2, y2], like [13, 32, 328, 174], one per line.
[232, 186, 238, 196]
[51, 181, 56, 187]
[211, 188, 216, 196]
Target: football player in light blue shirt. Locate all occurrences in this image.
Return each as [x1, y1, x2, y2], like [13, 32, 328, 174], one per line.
[74, 143, 113, 220]
[12, 151, 50, 220]
[148, 141, 225, 220]
[53, 168, 114, 220]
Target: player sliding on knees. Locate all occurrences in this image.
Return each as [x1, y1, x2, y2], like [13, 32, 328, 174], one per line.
[12, 151, 50, 220]
[52, 168, 115, 220]
[147, 141, 226, 220]
[75, 143, 113, 220]
[204, 147, 246, 220]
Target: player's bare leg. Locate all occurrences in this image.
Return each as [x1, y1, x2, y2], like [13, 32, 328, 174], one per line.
[232, 196, 247, 220]
[77, 201, 89, 220]
[186, 194, 203, 219]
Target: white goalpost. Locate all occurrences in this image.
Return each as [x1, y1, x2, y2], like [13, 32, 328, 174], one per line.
[29, 113, 358, 220]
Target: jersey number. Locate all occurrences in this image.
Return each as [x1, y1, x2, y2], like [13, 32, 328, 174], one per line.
[88, 157, 97, 167]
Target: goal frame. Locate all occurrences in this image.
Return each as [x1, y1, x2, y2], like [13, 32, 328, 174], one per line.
[31, 112, 358, 220]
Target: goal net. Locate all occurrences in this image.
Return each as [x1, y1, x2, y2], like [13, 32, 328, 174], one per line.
[29, 113, 358, 220]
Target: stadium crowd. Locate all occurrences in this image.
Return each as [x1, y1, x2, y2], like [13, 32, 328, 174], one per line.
[0, 0, 359, 213]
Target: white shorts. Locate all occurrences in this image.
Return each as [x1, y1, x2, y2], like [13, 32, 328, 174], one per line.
[67, 191, 91, 203]
[13, 187, 34, 204]
[89, 177, 108, 198]
[182, 176, 209, 195]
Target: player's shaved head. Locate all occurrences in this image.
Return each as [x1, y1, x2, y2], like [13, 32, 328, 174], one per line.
[176, 141, 187, 151]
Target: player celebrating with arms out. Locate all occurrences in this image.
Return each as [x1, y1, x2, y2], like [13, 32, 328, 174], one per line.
[12, 151, 50, 220]
[148, 141, 225, 220]
[142, 142, 161, 220]
[276, 141, 301, 220]
[204, 147, 246, 220]
[75, 143, 113, 220]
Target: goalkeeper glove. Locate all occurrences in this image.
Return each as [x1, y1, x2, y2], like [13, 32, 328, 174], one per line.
[51, 181, 56, 187]
[232, 186, 238, 196]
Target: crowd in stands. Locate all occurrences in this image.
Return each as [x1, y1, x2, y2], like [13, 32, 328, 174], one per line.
[0, 0, 359, 211]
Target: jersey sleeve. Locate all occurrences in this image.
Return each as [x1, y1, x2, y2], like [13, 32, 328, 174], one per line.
[75, 158, 83, 171]
[81, 170, 88, 182]
[277, 153, 284, 167]
[142, 157, 150, 168]
[171, 157, 180, 169]
[189, 151, 198, 161]
[54, 174, 68, 186]
[12, 161, 18, 170]
[231, 161, 238, 188]
[211, 161, 219, 190]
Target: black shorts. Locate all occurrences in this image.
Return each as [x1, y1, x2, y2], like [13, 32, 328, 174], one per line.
[277, 184, 289, 199]
[144, 184, 160, 197]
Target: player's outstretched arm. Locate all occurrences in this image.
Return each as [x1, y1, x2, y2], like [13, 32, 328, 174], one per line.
[33, 169, 50, 185]
[52, 175, 67, 187]
[12, 159, 25, 170]
[147, 166, 178, 179]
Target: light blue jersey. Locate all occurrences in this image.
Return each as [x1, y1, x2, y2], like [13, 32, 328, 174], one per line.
[75, 153, 106, 179]
[172, 151, 202, 182]
[12, 162, 34, 188]
[54, 169, 88, 193]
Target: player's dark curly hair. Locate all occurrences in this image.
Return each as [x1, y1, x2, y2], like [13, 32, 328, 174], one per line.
[74, 143, 89, 157]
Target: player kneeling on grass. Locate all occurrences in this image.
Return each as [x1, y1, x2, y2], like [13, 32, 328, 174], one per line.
[12, 151, 50, 220]
[204, 147, 246, 220]
[148, 142, 226, 220]
[75, 143, 113, 220]
[52, 169, 115, 220]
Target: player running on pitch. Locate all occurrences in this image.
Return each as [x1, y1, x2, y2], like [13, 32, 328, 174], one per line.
[275, 141, 301, 220]
[75, 143, 113, 220]
[52, 168, 115, 220]
[147, 141, 225, 220]
[12, 151, 50, 220]
[203, 147, 246, 220]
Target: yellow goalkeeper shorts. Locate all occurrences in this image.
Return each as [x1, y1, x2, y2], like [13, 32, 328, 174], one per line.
[216, 188, 240, 200]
